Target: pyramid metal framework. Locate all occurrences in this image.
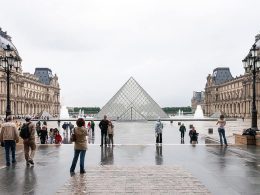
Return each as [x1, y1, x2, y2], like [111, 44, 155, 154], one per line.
[97, 77, 169, 120]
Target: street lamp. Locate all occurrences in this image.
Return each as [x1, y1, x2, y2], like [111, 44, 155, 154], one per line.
[243, 42, 260, 130]
[0, 44, 21, 119]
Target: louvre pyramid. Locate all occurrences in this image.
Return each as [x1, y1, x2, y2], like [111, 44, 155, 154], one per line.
[97, 77, 169, 120]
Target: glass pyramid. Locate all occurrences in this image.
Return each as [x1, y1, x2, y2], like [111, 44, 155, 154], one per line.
[97, 77, 169, 120]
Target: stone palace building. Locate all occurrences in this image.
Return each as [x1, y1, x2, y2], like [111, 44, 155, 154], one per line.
[0, 28, 60, 118]
[204, 34, 260, 118]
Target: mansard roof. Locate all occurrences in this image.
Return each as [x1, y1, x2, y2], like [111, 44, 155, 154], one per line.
[212, 67, 233, 85]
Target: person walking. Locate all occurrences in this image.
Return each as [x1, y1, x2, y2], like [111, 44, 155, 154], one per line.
[62, 122, 69, 135]
[70, 118, 88, 175]
[216, 114, 228, 146]
[99, 115, 109, 147]
[179, 123, 186, 140]
[87, 121, 91, 132]
[21, 116, 36, 166]
[49, 128, 54, 144]
[155, 117, 163, 145]
[0, 116, 19, 166]
[91, 120, 95, 134]
[69, 122, 74, 135]
[36, 121, 41, 137]
[189, 126, 198, 144]
[107, 121, 114, 146]
[40, 123, 48, 144]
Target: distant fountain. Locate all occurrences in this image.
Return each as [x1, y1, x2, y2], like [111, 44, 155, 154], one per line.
[178, 109, 181, 116]
[194, 105, 204, 119]
[60, 106, 70, 119]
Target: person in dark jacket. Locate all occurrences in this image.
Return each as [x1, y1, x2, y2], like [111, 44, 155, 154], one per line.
[189, 126, 198, 144]
[91, 120, 95, 134]
[99, 115, 109, 147]
[179, 124, 186, 140]
[40, 125, 48, 144]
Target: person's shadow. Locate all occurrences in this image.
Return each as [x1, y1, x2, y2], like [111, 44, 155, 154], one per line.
[155, 145, 163, 165]
[100, 147, 114, 165]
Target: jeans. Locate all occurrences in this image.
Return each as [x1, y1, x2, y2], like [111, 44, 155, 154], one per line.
[108, 134, 113, 145]
[4, 140, 16, 165]
[218, 128, 227, 145]
[181, 131, 185, 138]
[156, 133, 162, 143]
[101, 130, 107, 146]
[70, 150, 86, 172]
[49, 137, 54, 144]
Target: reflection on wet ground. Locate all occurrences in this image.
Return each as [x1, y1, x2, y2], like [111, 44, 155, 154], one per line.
[155, 145, 163, 165]
[0, 144, 260, 194]
[0, 121, 260, 194]
[100, 146, 114, 165]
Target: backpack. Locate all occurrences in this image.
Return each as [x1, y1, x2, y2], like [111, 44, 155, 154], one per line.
[20, 123, 31, 139]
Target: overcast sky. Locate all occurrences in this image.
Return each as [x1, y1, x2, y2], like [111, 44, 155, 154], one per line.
[1, 0, 260, 107]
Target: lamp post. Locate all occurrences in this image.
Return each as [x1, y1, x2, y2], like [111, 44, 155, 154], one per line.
[243, 43, 260, 130]
[0, 44, 21, 119]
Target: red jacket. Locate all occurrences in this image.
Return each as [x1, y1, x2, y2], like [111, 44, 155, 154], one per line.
[55, 134, 62, 144]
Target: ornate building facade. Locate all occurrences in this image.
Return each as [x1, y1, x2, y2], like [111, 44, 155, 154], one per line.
[204, 34, 260, 118]
[0, 28, 60, 117]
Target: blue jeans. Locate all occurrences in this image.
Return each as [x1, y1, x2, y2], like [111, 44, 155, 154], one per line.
[70, 150, 86, 172]
[101, 130, 107, 146]
[4, 140, 16, 165]
[218, 128, 227, 145]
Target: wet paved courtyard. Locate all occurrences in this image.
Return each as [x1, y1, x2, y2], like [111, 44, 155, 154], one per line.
[57, 166, 210, 195]
[0, 120, 260, 194]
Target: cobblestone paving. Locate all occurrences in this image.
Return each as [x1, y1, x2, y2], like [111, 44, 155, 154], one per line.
[57, 166, 211, 195]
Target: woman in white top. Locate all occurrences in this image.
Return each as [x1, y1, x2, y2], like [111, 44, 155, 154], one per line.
[216, 115, 228, 146]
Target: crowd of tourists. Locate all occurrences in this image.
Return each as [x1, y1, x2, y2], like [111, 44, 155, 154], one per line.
[0, 114, 227, 174]
[36, 121, 63, 144]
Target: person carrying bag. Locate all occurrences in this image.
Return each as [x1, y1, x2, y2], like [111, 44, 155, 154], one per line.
[70, 118, 88, 175]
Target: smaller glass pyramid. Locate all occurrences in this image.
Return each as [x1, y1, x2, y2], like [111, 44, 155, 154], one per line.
[97, 77, 169, 120]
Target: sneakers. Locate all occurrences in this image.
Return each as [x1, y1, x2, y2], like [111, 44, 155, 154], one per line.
[80, 170, 86, 174]
[26, 161, 30, 166]
[70, 171, 75, 176]
[28, 160, 34, 165]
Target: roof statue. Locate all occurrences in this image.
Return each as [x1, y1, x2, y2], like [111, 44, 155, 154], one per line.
[97, 77, 169, 120]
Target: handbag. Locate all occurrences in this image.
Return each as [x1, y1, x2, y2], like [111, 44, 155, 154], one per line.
[1, 142, 4, 147]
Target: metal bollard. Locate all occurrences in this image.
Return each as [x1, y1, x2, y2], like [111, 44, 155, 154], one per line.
[208, 128, 213, 134]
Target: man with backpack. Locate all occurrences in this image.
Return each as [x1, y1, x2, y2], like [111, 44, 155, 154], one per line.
[20, 115, 36, 166]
